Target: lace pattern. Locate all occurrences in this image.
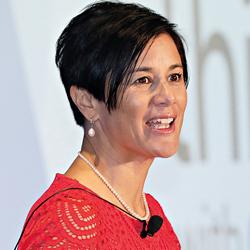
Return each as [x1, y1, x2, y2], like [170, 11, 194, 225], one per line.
[18, 174, 181, 250]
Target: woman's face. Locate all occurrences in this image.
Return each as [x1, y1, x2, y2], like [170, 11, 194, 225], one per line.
[96, 33, 187, 160]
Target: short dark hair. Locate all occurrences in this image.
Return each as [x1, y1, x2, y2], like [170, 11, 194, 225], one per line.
[55, 1, 188, 126]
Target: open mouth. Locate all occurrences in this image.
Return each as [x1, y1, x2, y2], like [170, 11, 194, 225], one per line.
[146, 117, 175, 130]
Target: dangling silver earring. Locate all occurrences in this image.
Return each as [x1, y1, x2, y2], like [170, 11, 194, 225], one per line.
[88, 119, 95, 137]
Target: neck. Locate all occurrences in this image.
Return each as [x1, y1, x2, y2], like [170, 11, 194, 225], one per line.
[77, 136, 154, 214]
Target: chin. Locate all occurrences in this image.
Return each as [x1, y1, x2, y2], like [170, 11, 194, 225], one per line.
[153, 142, 179, 158]
[157, 150, 177, 158]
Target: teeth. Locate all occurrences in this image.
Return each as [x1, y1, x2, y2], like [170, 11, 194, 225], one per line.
[148, 118, 174, 125]
[153, 123, 170, 129]
[147, 118, 174, 129]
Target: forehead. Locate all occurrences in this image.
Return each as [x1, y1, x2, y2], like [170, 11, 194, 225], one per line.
[136, 33, 182, 69]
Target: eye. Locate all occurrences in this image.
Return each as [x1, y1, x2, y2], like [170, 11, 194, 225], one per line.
[134, 76, 151, 85]
[168, 73, 182, 82]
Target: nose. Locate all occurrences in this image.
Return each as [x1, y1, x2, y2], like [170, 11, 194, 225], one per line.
[153, 82, 175, 106]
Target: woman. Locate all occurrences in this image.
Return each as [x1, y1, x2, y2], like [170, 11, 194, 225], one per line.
[17, 1, 188, 249]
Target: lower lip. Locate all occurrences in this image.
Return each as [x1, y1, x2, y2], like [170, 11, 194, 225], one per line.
[146, 121, 176, 134]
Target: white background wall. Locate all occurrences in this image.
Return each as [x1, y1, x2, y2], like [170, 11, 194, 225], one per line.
[1, 0, 249, 249]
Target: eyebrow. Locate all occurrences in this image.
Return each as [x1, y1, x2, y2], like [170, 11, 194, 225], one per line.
[131, 66, 153, 73]
[169, 64, 183, 70]
[131, 64, 183, 73]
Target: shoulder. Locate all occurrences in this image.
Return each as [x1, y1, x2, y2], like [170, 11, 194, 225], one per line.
[146, 192, 175, 226]
[18, 177, 105, 249]
[146, 193, 165, 215]
[146, 193, 181, 249]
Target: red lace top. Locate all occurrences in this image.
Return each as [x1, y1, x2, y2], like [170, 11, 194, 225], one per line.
[18, 174, 181, 249]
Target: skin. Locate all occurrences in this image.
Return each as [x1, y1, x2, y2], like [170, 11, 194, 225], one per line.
[66, 33, 187, 218]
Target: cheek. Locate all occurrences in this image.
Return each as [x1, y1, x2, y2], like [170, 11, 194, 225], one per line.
[119, 95, 148, 137]
[121, 93, 147, 117]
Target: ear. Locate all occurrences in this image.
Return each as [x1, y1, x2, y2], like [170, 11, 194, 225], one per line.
[70, 85, 99, 121]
